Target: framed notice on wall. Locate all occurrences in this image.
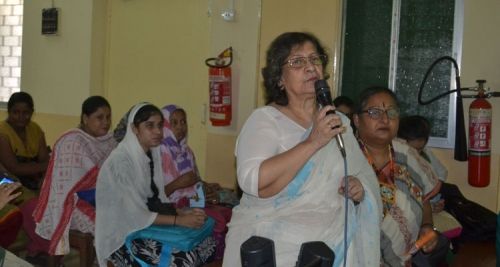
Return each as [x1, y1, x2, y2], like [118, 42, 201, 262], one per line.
[42, 8, 59, 35]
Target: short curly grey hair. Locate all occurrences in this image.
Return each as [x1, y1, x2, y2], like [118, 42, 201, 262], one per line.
[262, 32, 329, 106]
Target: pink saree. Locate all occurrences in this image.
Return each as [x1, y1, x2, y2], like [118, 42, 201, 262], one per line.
[161, 104, 231, 259]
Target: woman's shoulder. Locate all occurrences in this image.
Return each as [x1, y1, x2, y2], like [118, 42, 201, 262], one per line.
[393, 137, 439, 188]
[240, 106, 292, 136]
[26, 121, 44, 135]
[101, 147, 133, 170]
[250, 105, 281, 117]
[55, 128, 86, 144]
[247, 105, 297, 125]
[97, 149, 135, 189]
[0, 121, 13, 136]
[55, 129, 115, 150]
[393, 137, 427, 163]
[392, 138, 426, 163]
[392, 138, 411, 153]
[106, 145, 137, 165]
[57, 128, 112, 142]
[0, 120, 8, 129]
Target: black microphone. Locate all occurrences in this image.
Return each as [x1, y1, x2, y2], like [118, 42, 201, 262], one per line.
[240, 236, 276, 267]
[296, 241, 335, 267]
[314, 79, 346, 158]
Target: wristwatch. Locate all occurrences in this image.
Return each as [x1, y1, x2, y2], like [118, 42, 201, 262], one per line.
[421, 223, 437, 232]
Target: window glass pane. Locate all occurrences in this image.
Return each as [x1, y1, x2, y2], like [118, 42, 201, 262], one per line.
[341, 0, 393, 101]
[395, 0, 455, 138]
[340, 0, 457, 144]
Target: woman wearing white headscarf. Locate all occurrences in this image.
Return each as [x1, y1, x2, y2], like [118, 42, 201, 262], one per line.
[95, 103, 215, 267]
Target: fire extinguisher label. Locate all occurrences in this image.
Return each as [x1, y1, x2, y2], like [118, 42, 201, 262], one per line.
[208, 67, 232, 126]
[469, 108, 492, 152]
[210, 112, 226, 120]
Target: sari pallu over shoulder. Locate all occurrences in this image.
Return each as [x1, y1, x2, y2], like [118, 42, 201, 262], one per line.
[224, 112, 382, 267]
[33, 128, 116, 255]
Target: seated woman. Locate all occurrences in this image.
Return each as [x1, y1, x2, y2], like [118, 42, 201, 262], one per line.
[0, 92, 50, 190]
[96, 103, 216, 267]
[160, 104, 232, 259]
[28, 96, 117, 258]
[352, 86, 449, 266]
[398, 115, 447, 209]
[398, 115, 462, 240]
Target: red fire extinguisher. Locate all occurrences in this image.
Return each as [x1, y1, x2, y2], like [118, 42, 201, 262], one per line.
[468, 79, 492, 187]
[205, 47, 233, 126]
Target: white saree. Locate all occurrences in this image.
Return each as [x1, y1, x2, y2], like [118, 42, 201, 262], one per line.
[223, 106, 382, 267]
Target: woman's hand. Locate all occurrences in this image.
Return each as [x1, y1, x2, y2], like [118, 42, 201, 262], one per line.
[204, 182, 221, 204]
[419, 225, 439, 253]
[176, 208, 207, 228]
[0, 182, 22, 209]
[256, 105, 345, 198]
[338, 176, 364, 203]
[431, 199, 445, 213]
[306, 106, 345, 150]
[164, 170, 200, 196]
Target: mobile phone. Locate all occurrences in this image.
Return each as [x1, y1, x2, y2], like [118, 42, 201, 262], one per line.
[0, 177, 14, 185]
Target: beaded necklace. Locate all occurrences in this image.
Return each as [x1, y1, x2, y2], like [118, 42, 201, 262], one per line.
[358, 139, 397, 217]
[358, 139, 395, 184]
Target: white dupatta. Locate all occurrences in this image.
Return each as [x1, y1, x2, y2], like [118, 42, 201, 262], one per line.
[95, 103, 167, 266]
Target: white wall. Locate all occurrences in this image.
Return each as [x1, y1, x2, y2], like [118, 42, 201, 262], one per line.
[21, 0, 100, 116]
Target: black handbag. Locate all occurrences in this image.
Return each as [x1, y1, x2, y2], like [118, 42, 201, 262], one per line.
[441, 183, 496, 242]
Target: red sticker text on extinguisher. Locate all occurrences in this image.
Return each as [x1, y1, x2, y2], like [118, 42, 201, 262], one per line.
[469, 108, 492, 153]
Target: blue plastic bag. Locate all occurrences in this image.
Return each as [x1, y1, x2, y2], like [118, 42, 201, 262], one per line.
[126, 217, 215, 266]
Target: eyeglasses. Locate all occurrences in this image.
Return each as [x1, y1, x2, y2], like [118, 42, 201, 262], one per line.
[360, 107, 400, 120]
[284, 55, 327, 69]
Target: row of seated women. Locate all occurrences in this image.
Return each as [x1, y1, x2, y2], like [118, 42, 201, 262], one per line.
[3, 31, 455, 267]
[0, 93, 231, 266]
